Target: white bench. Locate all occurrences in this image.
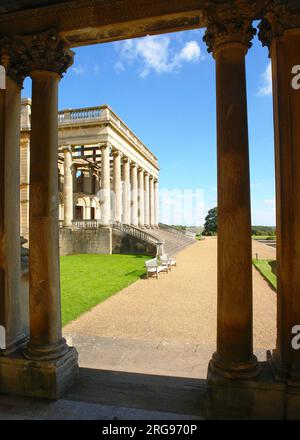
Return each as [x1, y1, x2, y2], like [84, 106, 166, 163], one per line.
[160, 254, 177, 270]
[145, 257, 168, 279]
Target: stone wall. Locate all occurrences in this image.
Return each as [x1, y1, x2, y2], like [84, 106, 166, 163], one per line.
[112, 229, 156, 256]
[59, 227, 156, 257]
[59, 227, 112, 256]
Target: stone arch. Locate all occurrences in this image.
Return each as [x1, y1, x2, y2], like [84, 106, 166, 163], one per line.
[90, 197, 100, 220]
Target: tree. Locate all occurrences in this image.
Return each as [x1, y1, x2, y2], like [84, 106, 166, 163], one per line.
[202, 207, 217, 236]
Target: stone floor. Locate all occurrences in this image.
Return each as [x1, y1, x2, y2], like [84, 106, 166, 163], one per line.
[0, 237, 277, 419]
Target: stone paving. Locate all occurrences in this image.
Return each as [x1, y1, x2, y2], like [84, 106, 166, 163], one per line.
[64, 237, 277, 378]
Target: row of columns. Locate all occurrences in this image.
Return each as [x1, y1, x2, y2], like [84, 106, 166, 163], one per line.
[62, 144, 159, 229]
[0, 0, 300, 398]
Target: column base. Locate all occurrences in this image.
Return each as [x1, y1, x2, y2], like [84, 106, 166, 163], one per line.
[267, 349, 300, 386]
[206, 360, 287, 419]
[23, 337, 70, 361]
[209, 351, 261, 379]
[0, 345, 78, 400]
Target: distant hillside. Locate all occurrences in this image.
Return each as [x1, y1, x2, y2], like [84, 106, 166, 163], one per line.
[251, 226, 276, 236]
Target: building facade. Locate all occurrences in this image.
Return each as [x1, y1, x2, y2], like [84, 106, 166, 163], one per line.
[20, 98, 160, 238]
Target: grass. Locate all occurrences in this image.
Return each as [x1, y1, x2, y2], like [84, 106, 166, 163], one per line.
[60, 254, 149, 326]
[252, 259, 277, 291]
[252, 235, 276, 240]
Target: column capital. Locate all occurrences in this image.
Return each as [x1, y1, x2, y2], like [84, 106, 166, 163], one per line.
[122, 156, 131, 165]
[130, 161, 138, 169]
[258, 2, 300, 51]
[138, 166, 145, 173]
[203, 0, 256, 56]
[62, 145, 73, 154]
[112, 149, 122, 158]
[0, 37, 27, 87]
[2, 30, 74, 80]
[144, 171, 150, 177]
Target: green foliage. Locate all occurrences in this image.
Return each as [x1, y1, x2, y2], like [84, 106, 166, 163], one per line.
[202, 207, 217, 236]
[60, 254, 149, 326]
[251, 226, 276, 236]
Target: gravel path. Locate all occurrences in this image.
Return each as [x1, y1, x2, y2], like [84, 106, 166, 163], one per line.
[64, 237, 276, 352]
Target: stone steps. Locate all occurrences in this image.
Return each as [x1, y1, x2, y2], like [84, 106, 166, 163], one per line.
[150, 228, 196, 256]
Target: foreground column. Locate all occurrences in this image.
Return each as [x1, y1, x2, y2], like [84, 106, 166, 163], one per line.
[122, 157, 131, 224]
[144, 172, 150, 228]
[138, 167, 145, 228]
[63, 146, 73, 227]
[100, 144, 111, 226]
[259, 5, 300, 384]
[0, 46, 27, 354]
[22, 32, 78, 390]
[204, 4, 259, 379]
[130, 162, 138, 227]
[113, 150, 122, 223]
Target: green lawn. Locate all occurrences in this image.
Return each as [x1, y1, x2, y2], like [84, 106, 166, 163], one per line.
[60, 254, 149, 326]
[252, 235, 276, 240]
[252, 259, 277, 291]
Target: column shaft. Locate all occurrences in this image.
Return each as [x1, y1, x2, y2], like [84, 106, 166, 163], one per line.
[212, 44, 258, 377]
[144, 173, 150, 228]
[113, 151, 122, 222]
[149, 176, 155, 228]
[26, 71, 67, 359]
[122, 158, 130, 224]
[267, 29, 300, 380]
[63, 146, 73, 227]
[154, 179, 159, 227]
[138, 168, 145, 227]
[130, 163, 138, 227]
[100, 144, 111, 226]
[0, 75, 26, 352]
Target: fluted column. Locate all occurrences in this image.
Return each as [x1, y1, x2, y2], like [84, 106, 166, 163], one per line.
[0, 43, 26, 353]
[259, 4, 300, 383]
[144, 172, 150, 228]
[130, 162, 138, 227]
[149, 175, 155, 228]
[21, 31, 75, 361]
[154, 179, 159, 227]
[113, 150, 122, 223]
[203, 2, 259, 379]
[138, 167, 145, 228]
[63, 146, 73, 227]
[122, 157, 131, 224]
[100, 143, 111, 226]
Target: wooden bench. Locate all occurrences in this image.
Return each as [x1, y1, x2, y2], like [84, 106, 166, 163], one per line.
[160, 254, 177, 270]
[145, 257, 168, 279]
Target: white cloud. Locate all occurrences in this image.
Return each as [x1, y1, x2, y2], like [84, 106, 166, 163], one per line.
[116, 35, 202, 78]
[257, 61, 272, 96]
[72, 64, 86, 75]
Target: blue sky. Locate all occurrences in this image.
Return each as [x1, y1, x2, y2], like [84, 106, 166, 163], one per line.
[22, 27, 276, 226]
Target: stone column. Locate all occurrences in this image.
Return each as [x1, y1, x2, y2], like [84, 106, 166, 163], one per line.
[100, 143, 111, 226]
[149, 175, 155, 228]
[122, 157, 131, 224]
[258, 5, 300, 383]
[20, 32, 77, 373]
[144, 172, 150, 228]
[63, 146, 73, 227]
[113, 150, 122, 223]
[203, 2, 259, 379]
[130, 162, 138, 227]
[0, 45, 27, 354]
[138, 167, 145, 228]
[154, 179, 159, 227]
